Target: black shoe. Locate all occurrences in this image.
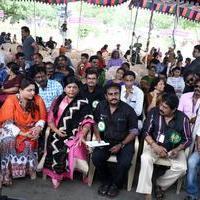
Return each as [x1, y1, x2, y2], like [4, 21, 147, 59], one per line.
[98, 184, 110, 196]
[184, 196, 198, 200]
[107, 184, 119, 198]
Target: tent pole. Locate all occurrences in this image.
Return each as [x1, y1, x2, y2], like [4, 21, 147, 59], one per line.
[145, 0, 155, 68]
[172, 0, 180, 50]
[77, 0, 83, 49]
[33, 0, 36, 39]
[130, 1, 139, 64]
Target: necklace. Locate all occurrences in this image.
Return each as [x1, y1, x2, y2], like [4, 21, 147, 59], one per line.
[17, 94, 27, 111]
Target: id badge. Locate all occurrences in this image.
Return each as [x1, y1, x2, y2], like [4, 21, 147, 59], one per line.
[158, 134, 165, 143]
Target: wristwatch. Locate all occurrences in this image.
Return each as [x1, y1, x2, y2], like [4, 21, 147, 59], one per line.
[120, 142, 125, 149]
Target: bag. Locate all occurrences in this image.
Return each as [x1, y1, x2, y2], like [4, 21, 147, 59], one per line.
[162, 129, 182, 152]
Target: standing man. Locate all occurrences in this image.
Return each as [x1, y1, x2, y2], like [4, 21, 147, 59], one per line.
[184, 107, 200, 200]
[184, 45, 200, 75]
[33, 67, 63, 111]
[21, 26, 38, 67]
[92, 83, 138, 198]
[136, 93, 192, 200]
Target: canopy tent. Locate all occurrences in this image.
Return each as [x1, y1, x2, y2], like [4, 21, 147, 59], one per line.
[129, 0, 200, 22]
[14, 0, 129, 7]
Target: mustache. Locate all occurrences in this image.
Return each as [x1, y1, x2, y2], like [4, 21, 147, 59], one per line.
[159, 109, 164, 114]
[110, 99, 118, 101]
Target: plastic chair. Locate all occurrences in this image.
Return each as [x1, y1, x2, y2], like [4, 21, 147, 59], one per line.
[88, 136, 139, 191]
[143, 141, 190, 194]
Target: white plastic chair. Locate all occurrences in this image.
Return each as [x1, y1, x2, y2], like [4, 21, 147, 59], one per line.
[88, 136, 139, 191]
[143, 141, 190, 194]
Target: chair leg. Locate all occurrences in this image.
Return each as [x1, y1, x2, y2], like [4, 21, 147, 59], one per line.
[176, 177, 183, 194]
[42, 174, 47, 180]
[127, 155, 137, 191]
[88, 158, 96, 186]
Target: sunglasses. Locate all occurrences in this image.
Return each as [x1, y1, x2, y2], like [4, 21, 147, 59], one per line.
[186, 78, 194, 84]
[195, 85, 200, 89]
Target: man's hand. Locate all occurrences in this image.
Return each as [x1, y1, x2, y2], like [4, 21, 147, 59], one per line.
[168, 148, 179, 159]
[190, 117, 196, 124]
[151, 143, 168, 158]
[109, 144, 122, 154]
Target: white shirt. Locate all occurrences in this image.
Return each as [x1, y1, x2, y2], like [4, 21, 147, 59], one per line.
[121, 85, 144, 117]
[0, 51, 5, 66]
[193, 107, 200, 137]
[167, 76, 185, 98]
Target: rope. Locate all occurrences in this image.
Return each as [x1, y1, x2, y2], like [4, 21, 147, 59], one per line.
[145, 0, 155, 53]
[77, 0, 83, 49]
[172, 0, 180, 50]
[130, 0, 140, 63]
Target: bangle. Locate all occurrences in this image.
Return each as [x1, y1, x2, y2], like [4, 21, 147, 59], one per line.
[120, 142, 125, 149]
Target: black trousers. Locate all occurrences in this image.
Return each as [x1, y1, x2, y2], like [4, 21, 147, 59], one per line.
[92, 143, 134, 188]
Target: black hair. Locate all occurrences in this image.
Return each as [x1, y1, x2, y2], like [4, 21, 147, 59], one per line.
[21, 26, 30, 34]
[123, 70, 135, 79]
[96, 51, 102, 55]
[194, 45, 200, 52]
[111, 50, 120, 59]
[33, 53, 43, 59]
[104, 82, 121, 94]
[89, 55, 98, 62]
[20, 78, 39, 118]
[185, 57, 191, 62]
[32, 67, 47, 78]
[171, 67, 181, 72]
[7, 62, 20, 75]
[162, 93, 179, 110]
[53, 76, 82, 118]
[121, 62, 130, 68]
[15, 52, 25, 59]
[85, 67, 98, 78]
[81, 53, 89, 59]
[149, 77, 165, 92]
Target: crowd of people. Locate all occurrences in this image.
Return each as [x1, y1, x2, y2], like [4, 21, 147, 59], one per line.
[0, 26, 200, 200]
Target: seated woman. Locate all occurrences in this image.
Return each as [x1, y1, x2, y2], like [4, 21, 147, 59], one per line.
[106, 67, 125, 86]
[43, 76, 94, 189]
[0, 78, 47, 186]
[0, 62, 22, 105]
[107, 50, 123, 69]
[145, 77, 165, 113]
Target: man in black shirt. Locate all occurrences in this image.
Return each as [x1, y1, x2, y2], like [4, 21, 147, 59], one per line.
[92, 83, 138, 198]
[81, 68, 105, 109]
[136, 93, 192, 200]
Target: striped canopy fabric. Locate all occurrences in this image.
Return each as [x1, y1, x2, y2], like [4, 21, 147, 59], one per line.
[19, 0, 129, 6]
[129, 0, 200, 22]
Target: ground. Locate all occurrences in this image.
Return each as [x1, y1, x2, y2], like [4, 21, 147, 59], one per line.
[2, 174, 186, 200]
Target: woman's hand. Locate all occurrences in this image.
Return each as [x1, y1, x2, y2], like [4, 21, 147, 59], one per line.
[56, 130, 67, 138]
[77, 134, 86, 146]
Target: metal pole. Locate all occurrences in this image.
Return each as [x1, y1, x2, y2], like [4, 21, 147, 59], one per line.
[33, 0, 36, 39]
[77, 0, 83, 49]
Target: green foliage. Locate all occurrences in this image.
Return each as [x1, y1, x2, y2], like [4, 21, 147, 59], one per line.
[0, 0, 58, 25]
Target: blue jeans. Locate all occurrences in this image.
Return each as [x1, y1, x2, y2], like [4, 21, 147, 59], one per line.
[186, 152, 200, 199]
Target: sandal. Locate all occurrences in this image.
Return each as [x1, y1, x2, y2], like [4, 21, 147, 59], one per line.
[52, 178, 60, 189]
[3, 179, 12, 187]
[154, 185, 164, 200]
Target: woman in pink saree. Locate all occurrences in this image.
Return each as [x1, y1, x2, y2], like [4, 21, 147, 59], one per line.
[43, 76, 94, 188]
